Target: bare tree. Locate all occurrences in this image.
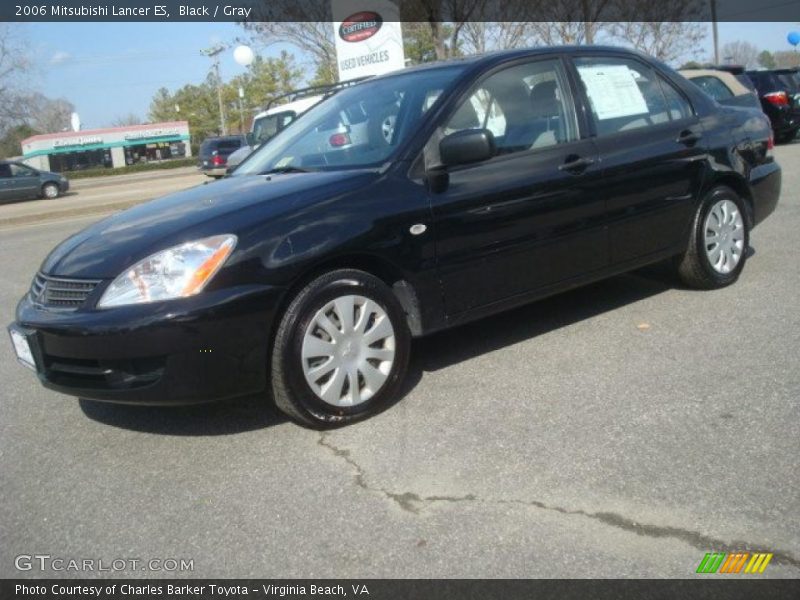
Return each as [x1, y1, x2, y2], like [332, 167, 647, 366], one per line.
[720, 40, 759, 68]
[111, 113, 143, 127]
[241, 3, 338, 85]
[609, 22, 707, 63]
[0, 24, 31, 132]
[26, 93, 74, 133]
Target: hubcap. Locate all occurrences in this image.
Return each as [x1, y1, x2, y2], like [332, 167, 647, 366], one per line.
[301, 295, 395, 407]
[704, 199, 745, 274]
[381, 115, 396, 144]
[45, 185, 58, 198]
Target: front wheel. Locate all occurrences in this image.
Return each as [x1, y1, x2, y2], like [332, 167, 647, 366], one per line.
[271, 269, 411, 427]
[675, 186, 749, 289]
[41, 183, 60, 199]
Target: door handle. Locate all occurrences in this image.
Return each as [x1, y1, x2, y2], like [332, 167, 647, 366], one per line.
[558, 156, 595, 173]
[677, 130, 702, 145]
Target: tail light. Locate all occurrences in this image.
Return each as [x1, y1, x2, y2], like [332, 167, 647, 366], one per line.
[329, 133, 351, 147]
[767, 134, 774, 151]
[211, 155, 226, 166]
[764, 91, 789, 106]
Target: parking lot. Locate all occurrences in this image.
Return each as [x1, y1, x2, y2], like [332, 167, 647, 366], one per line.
[1, 144, 798, 578]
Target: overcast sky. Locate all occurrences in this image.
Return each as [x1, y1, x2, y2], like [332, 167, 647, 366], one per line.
[21, 21, 800, 130]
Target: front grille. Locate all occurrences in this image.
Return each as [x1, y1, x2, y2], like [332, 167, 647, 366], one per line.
[30, 273, 101, 310]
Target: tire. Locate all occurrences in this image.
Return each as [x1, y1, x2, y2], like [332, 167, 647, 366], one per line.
[676, 186, 749, 289]
[41, 183, 60, 199]
[776, 129, 798, 144]
[271, 269, 411, 428]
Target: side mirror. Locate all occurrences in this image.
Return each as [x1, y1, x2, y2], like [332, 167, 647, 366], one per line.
[439, 128, 496, 167]
[245, 132, 255, 146]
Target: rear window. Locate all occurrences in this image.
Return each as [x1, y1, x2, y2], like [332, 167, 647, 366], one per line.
[691, 76, 735, 101]
[200, 138, 243, 156]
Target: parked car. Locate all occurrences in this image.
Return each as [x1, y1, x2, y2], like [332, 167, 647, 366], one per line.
[197, 135, 246, 178]
[0, 160, 69, 201]
[745, 69, 800, 143]
[226, 79, 370, 173]
[9, 46, 780, 427]
[680, 68, 762, 110]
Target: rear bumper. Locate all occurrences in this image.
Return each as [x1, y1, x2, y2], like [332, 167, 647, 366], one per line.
[10, 284, 284, 405]
[750, 160, 781, 227]
[199, 167, 227, 177]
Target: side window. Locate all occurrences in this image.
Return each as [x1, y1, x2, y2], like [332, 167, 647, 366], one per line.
[692, 76, 734, 101]
[657, 75, 693, 120]
[441, 58, 578, 156]
[10, 164, 35, 177]
[0, 164, 12, 178]
[575, 57, 692, 136]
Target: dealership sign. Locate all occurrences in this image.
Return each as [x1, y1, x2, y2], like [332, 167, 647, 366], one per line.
[53, 136, 102, 148]
[332, 0, 405, 81]
[124, 127, 181, 141]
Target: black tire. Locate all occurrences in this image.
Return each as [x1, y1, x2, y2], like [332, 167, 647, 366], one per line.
[41, 182, 60, 199]
[676, 186, 750, 289]
[776, 129, 798, 144]
[271, 269, 411, 428]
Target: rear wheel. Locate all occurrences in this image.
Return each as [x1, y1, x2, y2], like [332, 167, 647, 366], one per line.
[41, 183, 60, 199]
[271, 269, 410, 427]
[676, 186, 749, 289]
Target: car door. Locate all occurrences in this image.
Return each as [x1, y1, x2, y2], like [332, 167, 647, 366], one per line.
[9, 163, 41, 199]
[571, 55, 706, 264]
[0, 163, 14, 200]
[426, 57, 607, 315]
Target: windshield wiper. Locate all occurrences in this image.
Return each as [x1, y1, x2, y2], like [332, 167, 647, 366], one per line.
[260, 165, 317, 175]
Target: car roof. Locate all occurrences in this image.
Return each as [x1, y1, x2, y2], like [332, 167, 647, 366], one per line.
[368, 45, 655, 80]
[679, 69, 752, 96]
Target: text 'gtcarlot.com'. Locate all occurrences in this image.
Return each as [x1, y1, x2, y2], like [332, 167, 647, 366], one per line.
[14, 554, 194, 572]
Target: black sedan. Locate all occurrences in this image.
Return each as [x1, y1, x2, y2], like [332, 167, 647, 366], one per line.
[0, 160, 69, 201]
[8, 46, 780, 427]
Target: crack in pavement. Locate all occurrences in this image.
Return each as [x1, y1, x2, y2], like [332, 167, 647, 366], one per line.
[317, 433, 800, 570]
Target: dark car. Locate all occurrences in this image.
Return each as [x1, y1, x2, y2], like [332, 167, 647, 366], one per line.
[8, 46, 780, 427]
[197, 135, 246, 178]
[745, 69, 800, 143]
[0, 160, 69, 201]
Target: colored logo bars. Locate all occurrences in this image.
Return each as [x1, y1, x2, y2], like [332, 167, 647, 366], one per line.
[696, 552, 773, 574]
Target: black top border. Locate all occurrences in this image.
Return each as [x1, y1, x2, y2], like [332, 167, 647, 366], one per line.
[2, 0, 800, 22]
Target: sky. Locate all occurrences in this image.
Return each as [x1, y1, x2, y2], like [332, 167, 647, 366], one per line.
[20, 21, 800, 130]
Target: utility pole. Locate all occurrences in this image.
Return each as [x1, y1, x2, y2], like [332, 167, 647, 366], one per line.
[711, 0, 720, 64]
[201, 44, 227, 136]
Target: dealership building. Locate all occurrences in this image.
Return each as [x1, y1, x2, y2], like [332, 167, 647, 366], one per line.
[20, 121, 192, 172]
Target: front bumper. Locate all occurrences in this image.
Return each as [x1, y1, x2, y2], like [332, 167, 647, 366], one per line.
[9, 283, 283, 405]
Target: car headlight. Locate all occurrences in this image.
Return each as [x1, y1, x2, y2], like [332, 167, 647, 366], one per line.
[97, 234, 237, 308]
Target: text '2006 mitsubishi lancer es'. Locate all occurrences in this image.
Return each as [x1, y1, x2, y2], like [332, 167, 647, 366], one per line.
[8, 47, 781, 427]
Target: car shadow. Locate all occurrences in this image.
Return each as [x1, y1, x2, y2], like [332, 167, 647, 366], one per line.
[79, 265, 676, 436]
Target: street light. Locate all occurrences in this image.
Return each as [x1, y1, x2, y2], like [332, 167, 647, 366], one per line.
[233, 45, 255, 136]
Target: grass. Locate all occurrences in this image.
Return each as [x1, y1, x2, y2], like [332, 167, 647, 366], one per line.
[64, 157, 197, 180]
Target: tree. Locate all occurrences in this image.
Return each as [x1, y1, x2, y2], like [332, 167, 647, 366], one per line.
[758, 50, 776, 69]
[608, 22, 707, 63]
[720, 40, 759, 68]
[111, 113, 142, 127]
[25, 93, 74, 134]
[227, 51, 303, 112]
[0, 123, 38, 158]
[0, 24, 32, 133]
[773, 51, 800, 68]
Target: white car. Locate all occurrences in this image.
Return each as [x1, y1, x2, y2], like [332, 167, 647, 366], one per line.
[226, 95, 326, 171]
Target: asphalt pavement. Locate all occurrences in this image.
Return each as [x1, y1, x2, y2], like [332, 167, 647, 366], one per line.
[0, 144, 798, 578]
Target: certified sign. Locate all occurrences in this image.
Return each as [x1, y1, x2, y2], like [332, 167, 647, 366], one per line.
[332, 0, 405, 82]
[339, 12, 383, 42]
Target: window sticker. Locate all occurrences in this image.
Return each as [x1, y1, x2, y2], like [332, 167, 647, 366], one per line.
[578, 65, 649, 120]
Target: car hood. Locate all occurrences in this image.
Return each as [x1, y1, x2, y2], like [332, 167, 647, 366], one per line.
[40, 170, 377, 279]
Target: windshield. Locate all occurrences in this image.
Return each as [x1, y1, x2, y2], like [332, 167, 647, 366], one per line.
[233, 66, 463, 175]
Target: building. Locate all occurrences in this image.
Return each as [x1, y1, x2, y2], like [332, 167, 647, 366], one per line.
[20, 121, 192, 172]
